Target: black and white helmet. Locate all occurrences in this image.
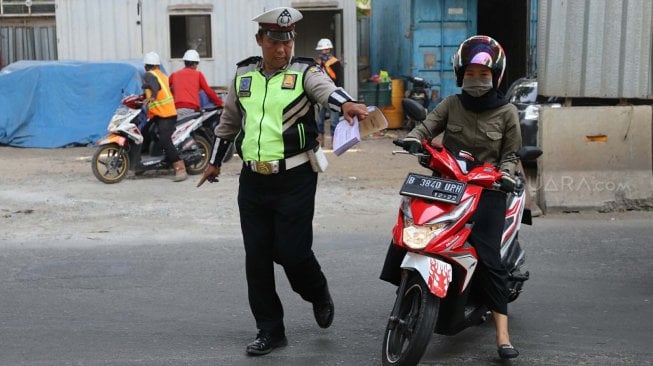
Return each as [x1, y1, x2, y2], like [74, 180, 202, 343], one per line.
[452, 35, 506, 88]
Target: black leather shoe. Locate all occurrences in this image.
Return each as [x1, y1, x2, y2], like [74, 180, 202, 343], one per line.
[497, 344, 519, 359]
[313, 287, 334, 329]
[246, 332, 287, 356]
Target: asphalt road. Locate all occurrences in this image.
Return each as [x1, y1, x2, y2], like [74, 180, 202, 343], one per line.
[1, 211, 652, 366]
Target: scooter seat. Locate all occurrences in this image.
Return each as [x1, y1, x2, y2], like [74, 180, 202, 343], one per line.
[176, 112, 201, 125]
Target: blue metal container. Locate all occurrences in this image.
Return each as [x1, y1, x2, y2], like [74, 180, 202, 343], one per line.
[371, 0, 477, 108]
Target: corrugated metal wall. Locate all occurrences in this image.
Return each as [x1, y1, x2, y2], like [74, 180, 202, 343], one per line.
[0, 20, 57, 68]
[56, 0, 142, 61]
[55, 0, 358, 94]
[537, 0, 652, 99]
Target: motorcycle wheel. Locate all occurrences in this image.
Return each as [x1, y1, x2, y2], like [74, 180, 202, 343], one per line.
[222, 142, 235, 163]
[382, 273, 439, 366]
[186, 135, 210, 175]
[91, 143, 129, 184]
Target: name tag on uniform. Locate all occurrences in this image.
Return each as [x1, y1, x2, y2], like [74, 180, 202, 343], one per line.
[282, 74, 297, 89]
[239, 77, 252, 97]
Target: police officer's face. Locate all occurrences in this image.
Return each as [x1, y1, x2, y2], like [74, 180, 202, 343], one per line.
[257, 34, 294, 70]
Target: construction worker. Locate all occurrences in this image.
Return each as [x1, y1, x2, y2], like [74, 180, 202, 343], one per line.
[315, 38, 344, 147]
[169, 49, 224, 119]
[141, 51, 186, 182]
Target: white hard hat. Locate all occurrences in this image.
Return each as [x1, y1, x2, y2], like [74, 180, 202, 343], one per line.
[182, 49, 200, 62]
[143, 51, 161, 66]
[315, 38, 333, 50]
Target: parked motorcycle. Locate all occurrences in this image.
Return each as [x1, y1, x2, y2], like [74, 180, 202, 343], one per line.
[91, 94, 220, 184]
[506, 77, 561, 167]
[380, 99, 541, 365]
[402, 75, 431, 130]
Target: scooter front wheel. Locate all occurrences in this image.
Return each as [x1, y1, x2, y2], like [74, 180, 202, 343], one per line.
[382, 273, 439, 366]
[92, 143, 129, 184]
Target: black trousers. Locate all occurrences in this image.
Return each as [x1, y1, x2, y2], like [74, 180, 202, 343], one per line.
[238, 162, 328, 337]
[380, 189, 509, 315]
[153, 116, 179, 162]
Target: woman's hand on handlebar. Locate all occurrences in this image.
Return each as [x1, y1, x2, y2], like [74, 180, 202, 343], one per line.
[398, 138, 422, 154]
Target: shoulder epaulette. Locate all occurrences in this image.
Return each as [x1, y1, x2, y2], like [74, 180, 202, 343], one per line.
[293, 57, 318, 66]
[237, 56, 262, 67]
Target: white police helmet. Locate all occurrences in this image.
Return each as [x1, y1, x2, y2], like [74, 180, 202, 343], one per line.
[143, 51, 161, 66]
[252, 7, 303, 41]
[182, 49, 200, 62]
[315, 38, 333, 50]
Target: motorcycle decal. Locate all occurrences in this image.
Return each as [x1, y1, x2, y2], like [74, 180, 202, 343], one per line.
[171, 121, 194, 143]
[502, 193, 524, 246]
[448, 252, 478, 292]
[401, 252, 452, 298]
[428, 257, 452, 298]
[97, 134, 126, 146]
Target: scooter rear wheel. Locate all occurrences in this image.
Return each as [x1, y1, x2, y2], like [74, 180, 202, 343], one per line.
[186, 136, 210, 175]
[382, 273, 439, 366]
[92, 143, 129, 184]
[222, 143, 235, 163]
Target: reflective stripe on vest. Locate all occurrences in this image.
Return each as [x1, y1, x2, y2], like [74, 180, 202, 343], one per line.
[236, 65, 310, 162]
[147, 69, 176, 118]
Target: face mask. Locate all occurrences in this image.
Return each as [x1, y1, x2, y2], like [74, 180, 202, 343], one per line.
[319, 53, 330, 62]
[462, 77, 493, 97]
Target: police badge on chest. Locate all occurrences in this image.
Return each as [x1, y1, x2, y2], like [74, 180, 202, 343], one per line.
[282, 74, 297, 89]
[239, 77, 252, 97]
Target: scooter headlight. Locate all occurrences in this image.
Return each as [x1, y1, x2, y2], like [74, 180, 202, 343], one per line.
[403, 222, 448, 249]
[401, 197, 474, 250]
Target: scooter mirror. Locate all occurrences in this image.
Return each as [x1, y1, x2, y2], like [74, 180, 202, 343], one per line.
[517, 146, 543, 161]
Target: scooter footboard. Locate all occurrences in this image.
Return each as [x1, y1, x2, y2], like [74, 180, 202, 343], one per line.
[401, 252, 452, 298]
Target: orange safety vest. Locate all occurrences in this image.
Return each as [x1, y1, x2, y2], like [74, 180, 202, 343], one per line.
[322, 56, 338, 81]
[146, 69, 176, 119]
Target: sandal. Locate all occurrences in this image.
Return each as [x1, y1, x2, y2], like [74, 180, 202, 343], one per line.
[497, 344, 519, 359]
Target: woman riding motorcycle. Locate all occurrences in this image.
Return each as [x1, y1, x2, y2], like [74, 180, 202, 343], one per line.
[380, 35, 522, 359]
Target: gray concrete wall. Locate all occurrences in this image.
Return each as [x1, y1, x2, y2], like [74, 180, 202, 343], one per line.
[538, 105, 653, 212]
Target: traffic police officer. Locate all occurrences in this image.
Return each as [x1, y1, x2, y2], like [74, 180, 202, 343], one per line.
[197, 6, 369, 356]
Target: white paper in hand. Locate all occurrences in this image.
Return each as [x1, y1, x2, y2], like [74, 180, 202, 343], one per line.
[332, 116, 361, 156]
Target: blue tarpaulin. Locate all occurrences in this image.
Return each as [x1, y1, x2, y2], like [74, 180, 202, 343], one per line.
[0, 60, 146, 148]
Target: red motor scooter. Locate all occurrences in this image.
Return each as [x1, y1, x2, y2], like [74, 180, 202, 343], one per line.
[381, 100, 541, 365]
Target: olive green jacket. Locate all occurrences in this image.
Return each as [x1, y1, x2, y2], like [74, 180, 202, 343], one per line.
[406, 95, 521, 174]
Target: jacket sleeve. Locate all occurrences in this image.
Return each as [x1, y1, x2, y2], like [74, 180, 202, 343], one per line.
[209, 79, 240, 166]
[499, 105, 522, 174]
[142, 72, 161, 98]
[199, 72, 224, 107]
[214, 79, 240, 140]
[304, 65, 354, 113]
[405, 96, 451, 143]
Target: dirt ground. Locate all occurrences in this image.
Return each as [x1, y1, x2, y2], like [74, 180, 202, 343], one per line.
[1, 131, 428, 247]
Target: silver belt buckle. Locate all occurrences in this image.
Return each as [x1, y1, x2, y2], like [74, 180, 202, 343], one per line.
[252, 160, 279, 175]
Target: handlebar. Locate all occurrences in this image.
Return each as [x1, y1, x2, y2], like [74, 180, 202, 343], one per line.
[403, 75, 431, 89]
